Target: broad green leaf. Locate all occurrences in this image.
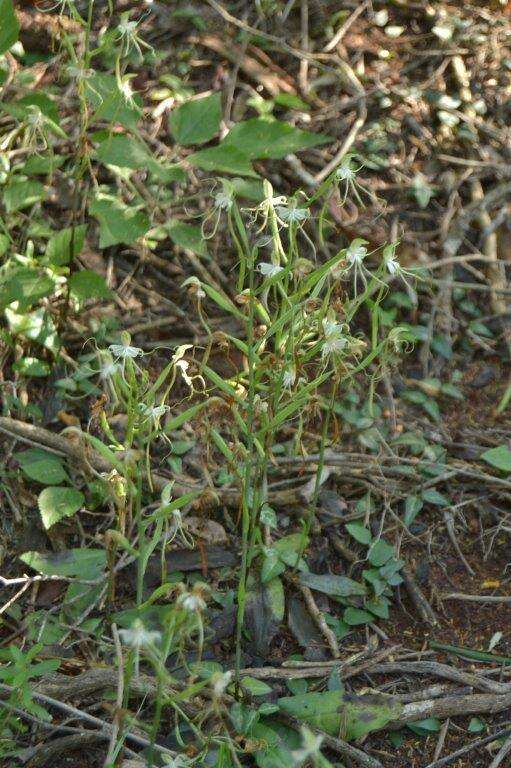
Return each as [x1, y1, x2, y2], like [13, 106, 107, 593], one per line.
[20, 549, 106, 578]
[404, 495, 423, 526]
[90, 193, 150, 247]
[241, 677, 272, 696]
[299, 572, 366, 598]
[95, 133, 149, 168]
[0, 0, 19, 56]
[274, 93, 310, 110]
[278, 690, 402, 739]
[169, 92, 221, 145]
[266, 576, 285, 622]
[86, 74, 142, 129]
[46, 225, 87, 266]
[5, 307, 60, 352]
[468, 717, 485, 733]
[422, 489, 449, 506]
[167, 221, 208, 257]
[4, 180, 46, 212]
[365, 597, 390, 620]
[23, 154, 66, 176]
[481, 445, 511, 474]
[95, 133, 182, 181]
[69, 269, 111, 301]
[407, 717, 441, 735]
[367, 539, 394, 567]
[261, 550, 285, 583]
[18, 93, 60, 125]
[0, 268, 54, 311]
[345, 520, 372, 545]
[252, 722, 297, 768]
[222, 118, 330, 159]
[343, 607, 373, 626]
[188, 144, 258, 177]
[15, 449, 67, 485]
[12, 357, 51, 377]
[38, 487, 84, 530]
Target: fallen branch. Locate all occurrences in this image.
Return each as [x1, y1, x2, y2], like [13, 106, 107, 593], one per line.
[425, 725, 511, 767]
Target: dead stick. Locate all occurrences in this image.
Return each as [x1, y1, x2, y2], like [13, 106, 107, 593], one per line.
[425, 725, 511, 768]
[298, 584, 340, 658]
[401, 565, 438, 626]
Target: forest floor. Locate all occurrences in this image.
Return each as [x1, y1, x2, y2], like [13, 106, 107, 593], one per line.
[1, 1, 511, 767]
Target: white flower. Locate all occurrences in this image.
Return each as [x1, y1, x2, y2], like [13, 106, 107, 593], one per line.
[282, 368, 296, 388]
[291, 727, 324, 764]
[162, 756, 192, 768]
[67, 66, 93, 80]
[276, 205, 309, 223]
[257, 262, 284, 278]
[118, 17, 138, 37]
[214, 191, 233, 211]
[178, 593, 207, 613]
[384, 253, 400, 275]
[346, 243, 367, 267]
[118, 77, 136, 105]
[336, 163, 357, 182]
[322, 318, 348, 358]
[138, 403, 170, 423]
[211, 670, 233, 697]
[99, 360, 120, 380]
[175, 358, 206, 392]
[119, 620, 161, 649]
[109, 342, 143, 360]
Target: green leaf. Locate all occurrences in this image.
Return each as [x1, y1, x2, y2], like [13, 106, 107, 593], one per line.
[343, 607, 373, 626]
[4, 180, 46, 212]
[0, 268, 54, 311]
[5, 307, 60, 352]
[12, 357, 51, 377]
[407, 717, 441, 735]
[274, 93, 310, 110]
[241, 677, 272, 696]
[188, 144, 258, 177]
[16, 449, 68, 485]
[46, 225, 87, 266]
[365, 596, 390, 620]
[422, 489, 449, 506]
[95, 133, 180, 181]
[167, 221, 208, 257]
[481, 445, 511, 474]
[222, 118, 330, 159]
[95, 133, 149, 168]
[261, 550, 285, 583]
[86, 74, 142, 129]
[468, 717, 485, 733]
[90, 193, 150, 247]
[23, 154, 65, 176]
[429, 641, 511, 666]
[169, 93, 221, 146]
[20, 548, 106, 578]
[38, 487, 84, 530]
[367, 539, 394, 567]
[278, 690, 402, 740]
[299, 572, 366, 598]
[18, 93, 60, 125]
[345, 520, 372, 545]
[69, 269, 111, 301]
[266, 576, 285, 622]
[0, 0, 19, 56]
[404, 495, 423, 527]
